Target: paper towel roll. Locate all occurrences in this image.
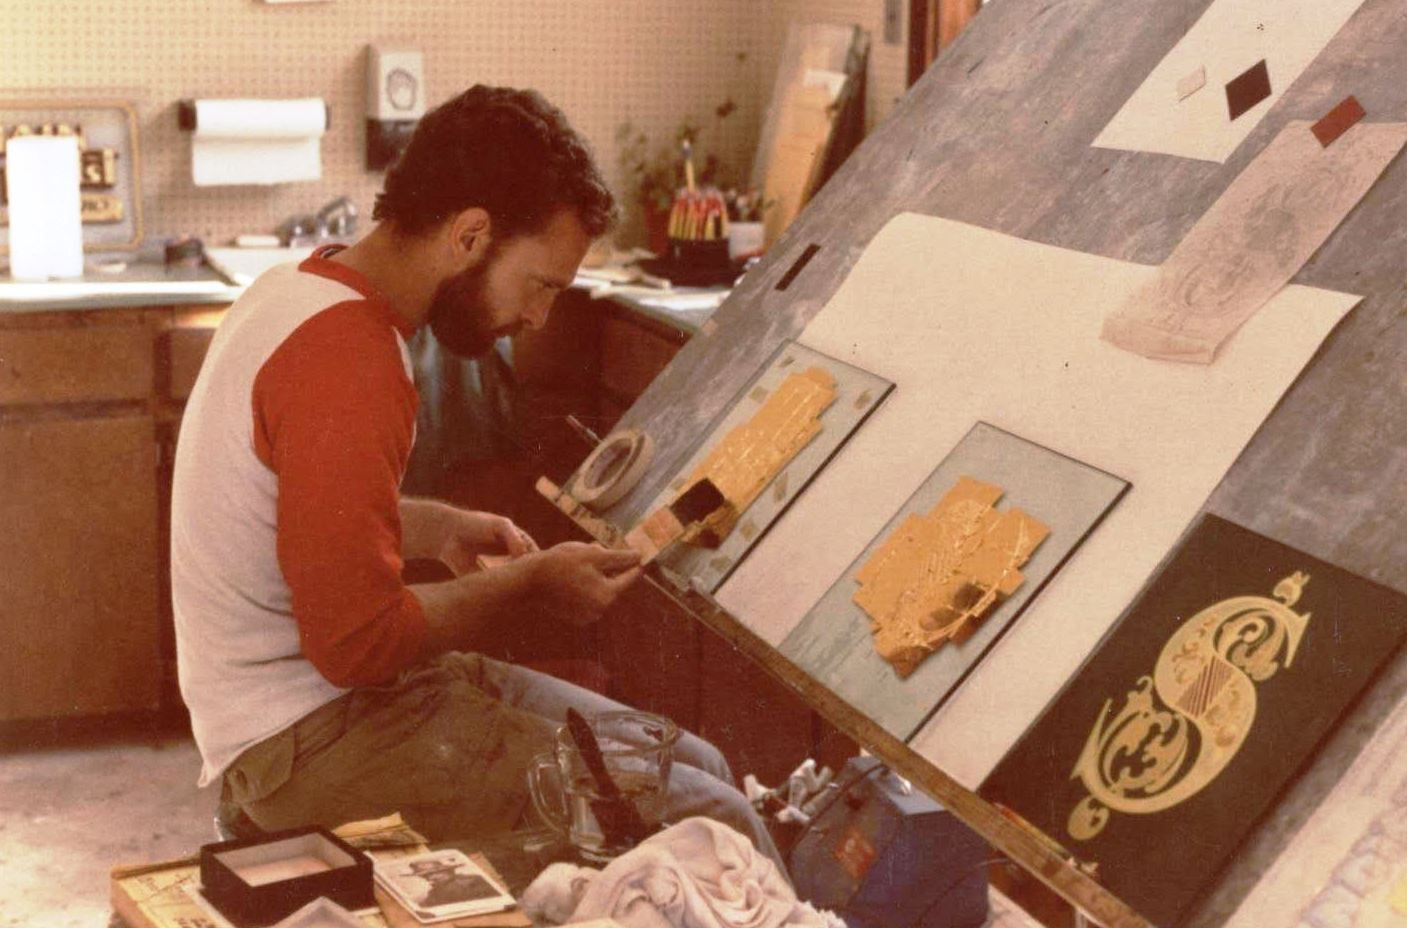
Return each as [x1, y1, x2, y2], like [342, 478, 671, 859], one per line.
[6, 135, 84, 280]
[191, 98, 327, 186]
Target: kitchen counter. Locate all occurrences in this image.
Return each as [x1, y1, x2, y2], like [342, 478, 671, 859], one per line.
[570, 274, 729, 336]
[0, 250, 730, 335]
[0, 260, 242, 312]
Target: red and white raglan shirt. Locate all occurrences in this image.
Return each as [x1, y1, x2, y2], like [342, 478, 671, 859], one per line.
[172, 248, 428, 787]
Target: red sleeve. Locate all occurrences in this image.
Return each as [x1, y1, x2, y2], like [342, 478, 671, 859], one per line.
[252, 301, 427, 687]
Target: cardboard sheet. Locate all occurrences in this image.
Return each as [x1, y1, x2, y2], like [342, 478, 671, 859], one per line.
[1102, 120, 1407, 362]
[713, 213, 1359, 789]
[1092, 0, 1366, 163]
[1223, 686, 1407, 928]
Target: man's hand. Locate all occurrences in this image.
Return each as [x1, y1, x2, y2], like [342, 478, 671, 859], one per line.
[408, 536, 642, 660]
[523, 542, 642, 625]
[437, 510, 539, 576]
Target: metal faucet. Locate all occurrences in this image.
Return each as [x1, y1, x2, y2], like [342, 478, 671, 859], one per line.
[315, 196, 359, 240]
[276, 197, 359, 247]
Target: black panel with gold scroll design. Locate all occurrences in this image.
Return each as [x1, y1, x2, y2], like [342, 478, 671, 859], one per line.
[979, 514, 1407, 928]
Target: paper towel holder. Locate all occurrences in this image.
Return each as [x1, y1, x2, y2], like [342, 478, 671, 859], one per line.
[177, 99, 331, 132]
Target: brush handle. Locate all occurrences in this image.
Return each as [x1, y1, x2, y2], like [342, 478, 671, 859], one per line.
[565, 709, 654, 847]
[566, 709, 623, 802]
[682, 139, 696, 193]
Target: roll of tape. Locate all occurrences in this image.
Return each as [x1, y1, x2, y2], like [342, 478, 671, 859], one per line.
[574, 429, 655, 511]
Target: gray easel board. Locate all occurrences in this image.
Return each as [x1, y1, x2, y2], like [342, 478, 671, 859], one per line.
[583, 2, 1407, 924]
[646, 340, 892, 594]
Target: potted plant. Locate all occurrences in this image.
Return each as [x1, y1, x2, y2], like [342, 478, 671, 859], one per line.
[616, 101, 733, 255]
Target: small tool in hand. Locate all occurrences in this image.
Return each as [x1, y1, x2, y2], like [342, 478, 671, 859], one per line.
[565, 414, 603, 449]
[623, 477, 731, 564]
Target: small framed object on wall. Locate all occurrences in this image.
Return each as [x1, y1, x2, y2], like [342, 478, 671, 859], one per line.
[0, 99, 143, 252]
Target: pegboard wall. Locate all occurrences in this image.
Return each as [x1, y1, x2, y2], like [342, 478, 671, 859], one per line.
[0, 0, 741, 246]
[1, 0, 905, 248]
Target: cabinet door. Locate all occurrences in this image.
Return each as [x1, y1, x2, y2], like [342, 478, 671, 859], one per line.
[0, 414, 162, 719]
[602, 581, 702, 734]
[698, 633, 816, 786]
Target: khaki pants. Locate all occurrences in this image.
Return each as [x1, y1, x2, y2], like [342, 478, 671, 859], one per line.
[221, 653, 785, 873]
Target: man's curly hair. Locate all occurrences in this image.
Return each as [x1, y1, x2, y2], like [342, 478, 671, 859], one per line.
[373, 85, 616, 239]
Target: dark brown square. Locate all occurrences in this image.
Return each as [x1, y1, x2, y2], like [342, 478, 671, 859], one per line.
[1312, 95, 1367, 147]
[1225, 59, 1272, 121]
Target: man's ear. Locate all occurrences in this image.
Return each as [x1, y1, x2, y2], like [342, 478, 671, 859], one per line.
[448, 207, 493, 268]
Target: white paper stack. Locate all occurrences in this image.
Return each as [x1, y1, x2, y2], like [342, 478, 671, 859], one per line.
[5, 135, 85, 280]
[191, 98, 326, 186]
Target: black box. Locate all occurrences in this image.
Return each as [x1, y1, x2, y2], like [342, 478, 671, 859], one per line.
[199, 825, 374, 927]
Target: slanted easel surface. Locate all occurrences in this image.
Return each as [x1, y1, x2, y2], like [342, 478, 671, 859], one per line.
[575, 2, 1407, 925]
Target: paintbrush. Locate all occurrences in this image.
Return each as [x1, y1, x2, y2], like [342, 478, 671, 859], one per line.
[564, 708, 655, 850]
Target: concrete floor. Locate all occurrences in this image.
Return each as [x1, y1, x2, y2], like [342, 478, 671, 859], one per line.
[0, 720, 216, 927]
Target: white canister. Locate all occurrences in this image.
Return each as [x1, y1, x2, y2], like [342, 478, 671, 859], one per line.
[727, 221, 765, 261]
[6, 135, 85, 280]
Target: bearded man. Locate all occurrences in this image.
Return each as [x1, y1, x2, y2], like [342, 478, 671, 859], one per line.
[171, 85, 782, 872]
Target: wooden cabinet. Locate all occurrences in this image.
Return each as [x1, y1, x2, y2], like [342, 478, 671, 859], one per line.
[0, 323, 153, 405]
[0, 304, 225, 722]
[598, 313, 687, 411]
[0, 415, 161, 718]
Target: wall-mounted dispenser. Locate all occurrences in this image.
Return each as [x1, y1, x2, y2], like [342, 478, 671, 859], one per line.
[366, 45, 424, 171]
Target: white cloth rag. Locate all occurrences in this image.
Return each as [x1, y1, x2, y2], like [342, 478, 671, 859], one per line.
[522, 817, 844, 928]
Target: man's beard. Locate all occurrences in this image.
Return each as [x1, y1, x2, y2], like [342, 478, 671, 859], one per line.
[426, 261, 518, 358]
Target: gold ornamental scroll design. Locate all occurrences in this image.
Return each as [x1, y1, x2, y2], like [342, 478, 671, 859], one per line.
[682, 365, 837, 546]
[1068, 572, 1313, 842]
[853, 476, 1050, 678]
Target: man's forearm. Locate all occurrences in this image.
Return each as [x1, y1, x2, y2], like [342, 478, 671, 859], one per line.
[408, 556, 538, 658]
[399, 496, 455, 561]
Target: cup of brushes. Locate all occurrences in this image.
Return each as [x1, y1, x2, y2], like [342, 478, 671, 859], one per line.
[665, 139, 731, 273]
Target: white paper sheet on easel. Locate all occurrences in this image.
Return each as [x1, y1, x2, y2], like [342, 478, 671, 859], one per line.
[191, 98, 326, 186]
[713, 213, 1359, 789]
[1093, 0, 1366, 163]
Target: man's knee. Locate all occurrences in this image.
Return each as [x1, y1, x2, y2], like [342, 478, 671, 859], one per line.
[674, 732, 733, 784]
[665, 763, 755, 830]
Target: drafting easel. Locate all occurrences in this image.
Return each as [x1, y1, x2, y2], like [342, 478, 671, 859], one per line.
[549, 2, 1407, 925]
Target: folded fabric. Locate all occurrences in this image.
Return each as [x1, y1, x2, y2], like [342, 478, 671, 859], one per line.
[523, 817, 844, 928]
